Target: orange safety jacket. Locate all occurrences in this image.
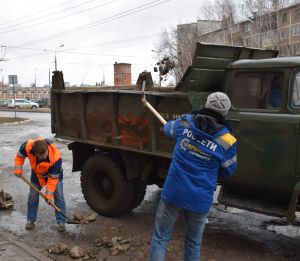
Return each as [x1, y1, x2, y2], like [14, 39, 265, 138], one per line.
[14, 138, 62, 200]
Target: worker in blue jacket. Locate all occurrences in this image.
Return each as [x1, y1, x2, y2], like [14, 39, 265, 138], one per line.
[149, 92, 237, 261]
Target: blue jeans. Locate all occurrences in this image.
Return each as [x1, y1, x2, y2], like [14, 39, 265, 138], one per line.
[27, 172, 67, 224]
[149, 199, 208, 261]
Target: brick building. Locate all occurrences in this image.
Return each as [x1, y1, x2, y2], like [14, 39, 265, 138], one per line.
[0, 86, 50, 100]
[113, 62, 131, 86]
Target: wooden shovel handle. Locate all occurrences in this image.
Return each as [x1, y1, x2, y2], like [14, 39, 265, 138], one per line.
[19, 175, 61, 212]
[141, 80, 167, 125]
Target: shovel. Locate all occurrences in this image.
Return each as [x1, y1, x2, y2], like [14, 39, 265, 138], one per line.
[141, 80, 167, 125]
[19, 175, 68, 222]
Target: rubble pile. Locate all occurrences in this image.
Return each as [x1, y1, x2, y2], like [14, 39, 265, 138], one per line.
[95, 236, 133, 256]
[48, 236, 148, 259]
[67, 212, 98, 224]
[94, 236, 148, 257]
[0, 190, 13, 210]
[48, 244, 95, 260]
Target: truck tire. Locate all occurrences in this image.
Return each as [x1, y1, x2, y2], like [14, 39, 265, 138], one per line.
[130, 181, 147, 210]
[81, 154, 133, 216]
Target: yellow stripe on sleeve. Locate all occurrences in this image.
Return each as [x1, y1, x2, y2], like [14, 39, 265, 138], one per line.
[220, 133, 236, 146]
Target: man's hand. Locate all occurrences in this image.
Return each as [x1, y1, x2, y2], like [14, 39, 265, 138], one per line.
[14, 173, 21, 178]
[45, 198, 54, 205]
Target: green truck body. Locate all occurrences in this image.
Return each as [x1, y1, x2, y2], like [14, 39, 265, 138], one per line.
[51, 42, 300, 222]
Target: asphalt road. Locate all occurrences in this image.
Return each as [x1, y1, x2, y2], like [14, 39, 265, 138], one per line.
[0, 111, 300, 260]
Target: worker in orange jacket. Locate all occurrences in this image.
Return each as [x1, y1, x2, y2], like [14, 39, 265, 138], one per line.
[14, 138, 66, 232]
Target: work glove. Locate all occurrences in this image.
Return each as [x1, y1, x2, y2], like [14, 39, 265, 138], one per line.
[45, 198, 54, 205]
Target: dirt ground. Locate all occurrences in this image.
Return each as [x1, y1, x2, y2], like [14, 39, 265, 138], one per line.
[0, 116, 26, 124]
[0, 111, 299, 261]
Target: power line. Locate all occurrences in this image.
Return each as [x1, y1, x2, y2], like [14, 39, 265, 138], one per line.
[6, 45, 144, 59]
[1, 31, 164, 59]
[65, 32, 160, 51]
[0, 0, 116, 33]
[15, 0, 171, 47]
[0, 0, 76, 26]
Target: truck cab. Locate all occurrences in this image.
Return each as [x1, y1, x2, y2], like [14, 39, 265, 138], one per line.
[219, 58, 300, 222]
[176, 43, 300, 222]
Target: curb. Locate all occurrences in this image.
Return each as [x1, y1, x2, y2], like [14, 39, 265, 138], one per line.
[0, 241, 52, 260]
[0, 108, 50, 113]
[0, 119, 31, 126]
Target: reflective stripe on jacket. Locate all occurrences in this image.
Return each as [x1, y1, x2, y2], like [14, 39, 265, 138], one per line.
[14, 138, 62, 199]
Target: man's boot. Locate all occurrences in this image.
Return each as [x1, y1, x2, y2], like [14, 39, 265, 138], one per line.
[25, 220, 35, 230]
[57, 223, 66, 232]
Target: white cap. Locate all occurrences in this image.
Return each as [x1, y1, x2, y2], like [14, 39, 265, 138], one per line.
[205, 92, 231, 116]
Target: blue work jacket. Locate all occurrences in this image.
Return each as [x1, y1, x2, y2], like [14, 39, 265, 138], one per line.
[161, 113, 237, 213]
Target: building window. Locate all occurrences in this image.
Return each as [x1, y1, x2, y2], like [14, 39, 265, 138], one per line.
[244, 38, 249, 46]
[261, 32, 271, 41]
[292, 44, 300, 55]
[245, 23, 252, 32]
[280, 30, 287, 39]
[255, 36, 260, 46]
[295, 8, 300, 19]
[281, 12, 288, 23]
[293, 26, 300, 36]
[296, 44, 300, 55]
[279, 47, 285, 56]
[230, 25, 239, 34]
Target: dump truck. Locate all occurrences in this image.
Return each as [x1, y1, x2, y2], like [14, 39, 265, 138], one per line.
[51, 42, 300, 222]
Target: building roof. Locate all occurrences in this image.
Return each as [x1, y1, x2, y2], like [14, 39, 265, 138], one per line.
[227, 57, 300, 69]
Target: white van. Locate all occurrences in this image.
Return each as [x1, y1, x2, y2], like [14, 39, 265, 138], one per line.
[7, 99, 39, 109]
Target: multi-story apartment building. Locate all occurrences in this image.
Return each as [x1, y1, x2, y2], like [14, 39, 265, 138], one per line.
[178, 2, 300, 75]
[176, 20, 222, 80]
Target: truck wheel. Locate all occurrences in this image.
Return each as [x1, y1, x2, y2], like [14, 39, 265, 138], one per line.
[81, 154, 133, 216]
[130, 181, 147, 210]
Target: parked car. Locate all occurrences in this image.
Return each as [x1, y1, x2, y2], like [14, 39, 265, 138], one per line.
[7, 99, 39, 109]
[0, 99, 9, 107]
[37, 98, 51, 108]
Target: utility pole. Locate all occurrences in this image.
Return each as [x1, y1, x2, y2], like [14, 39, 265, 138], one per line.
[99, 66, 105, 86]
[48, 68, 51, 97]
[34, 67, 37, 88]
[12, 81, 16, 118]
[0, 68, 3, 85]
[55, 44, 64, 71]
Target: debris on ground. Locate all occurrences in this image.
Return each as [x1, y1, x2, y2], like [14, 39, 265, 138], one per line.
[0, 190, 13, 210]
[67, 212, 98, 224]
[48, 243, 68, 255]
[69, 246, 86, 259]
[94, 236, 136, 256]
[48, 244, 97, 259]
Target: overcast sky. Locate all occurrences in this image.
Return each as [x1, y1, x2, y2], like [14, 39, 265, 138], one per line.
[0, 0, 203, 87]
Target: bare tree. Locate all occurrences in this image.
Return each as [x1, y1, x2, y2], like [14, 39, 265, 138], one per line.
[244, 0, 296, 15]
[199, 0, 238, 22]
[153, 26, 199, 84]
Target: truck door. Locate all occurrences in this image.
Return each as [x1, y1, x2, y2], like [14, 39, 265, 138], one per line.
[291, 72, 300, 183]
[219, 70, 300, 217]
